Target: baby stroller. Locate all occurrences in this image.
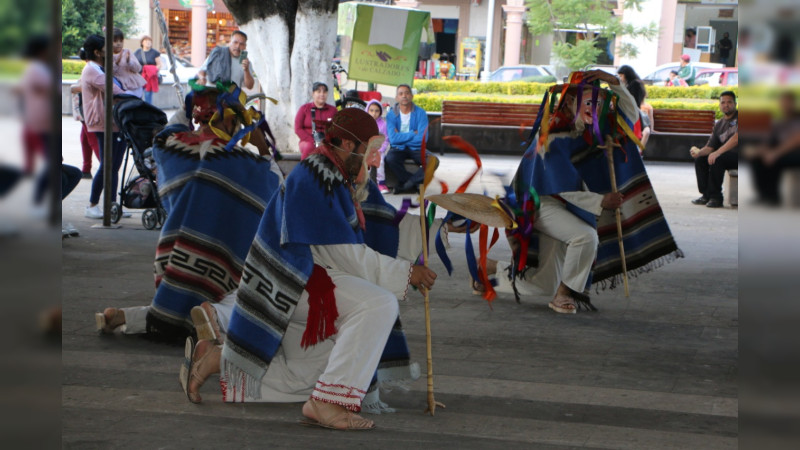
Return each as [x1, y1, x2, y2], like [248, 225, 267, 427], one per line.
[112, 96, 168, 229]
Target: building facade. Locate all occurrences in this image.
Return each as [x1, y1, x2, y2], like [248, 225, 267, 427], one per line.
[133, 0, 737, 79]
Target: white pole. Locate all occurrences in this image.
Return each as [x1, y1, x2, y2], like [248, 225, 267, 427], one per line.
[190, 0, 208, 67]
[481, 0, 496, 81]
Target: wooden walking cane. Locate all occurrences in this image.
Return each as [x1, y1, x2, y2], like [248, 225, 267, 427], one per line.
[419, 155, 445, 416]
[601, 137, 630, 297]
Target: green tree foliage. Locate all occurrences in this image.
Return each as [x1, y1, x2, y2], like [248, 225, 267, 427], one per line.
[525, 0, 657, 71]
[62, 0, 138, 57]
[0, 0, 51, 56]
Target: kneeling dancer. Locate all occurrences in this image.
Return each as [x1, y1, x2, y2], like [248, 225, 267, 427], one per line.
[483, 70, 682, 312]
[94, 81, 282, 339]
[181, 108, 442, 430]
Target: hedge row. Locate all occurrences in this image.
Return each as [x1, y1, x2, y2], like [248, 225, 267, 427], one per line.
[0, 58, 26, 76]
[646, 85, 738, 100]
[414, 94, 540, 112]
[63, 60, 86, 75]
[647, 100, 723, 119]
[414, 80, 552, 96]
[413, 79, 737, 100]
[414, 93, 723, 118]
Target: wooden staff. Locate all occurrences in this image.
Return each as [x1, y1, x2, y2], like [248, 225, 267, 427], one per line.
[419, 157, 445, 416]
[603, 141, 630, 297]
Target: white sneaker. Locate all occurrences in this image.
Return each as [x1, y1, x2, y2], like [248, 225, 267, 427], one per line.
[84, 205, 103, 219]
[63, 223, 79, 236]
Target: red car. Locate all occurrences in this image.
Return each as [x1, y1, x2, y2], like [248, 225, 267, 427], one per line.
[694, 68, 738, 87]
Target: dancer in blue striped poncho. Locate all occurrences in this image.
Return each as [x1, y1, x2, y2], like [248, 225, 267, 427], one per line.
[94, 82, 282, 339]
[481, 70, 682, 313]
[180, 108, 464, 431]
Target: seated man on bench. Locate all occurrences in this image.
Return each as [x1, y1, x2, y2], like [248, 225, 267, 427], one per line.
[384, 84, 428, 194]
[690, 91, 738, 208]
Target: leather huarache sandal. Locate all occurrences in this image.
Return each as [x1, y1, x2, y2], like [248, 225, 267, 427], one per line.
[548, 295, 577, 314]
[180, 337, 221, 404]
[191, 302, 225, 345]
[300, 398, 375, 431]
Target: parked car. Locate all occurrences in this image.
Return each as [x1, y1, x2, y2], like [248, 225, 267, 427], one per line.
[694, 68, 738, 87]
[159, 55, 199, 84]
[489, 65, 555, 82]
[641, 62, 724, 85]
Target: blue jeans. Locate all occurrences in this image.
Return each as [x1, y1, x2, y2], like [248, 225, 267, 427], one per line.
[61, 164, 82, 200]
[144, 90, 154, 104]
[90, 132, 126, 204]
[384, 146, 424, 188]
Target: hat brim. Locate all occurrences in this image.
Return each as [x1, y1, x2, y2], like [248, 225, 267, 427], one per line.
[427, 193, 515, 229]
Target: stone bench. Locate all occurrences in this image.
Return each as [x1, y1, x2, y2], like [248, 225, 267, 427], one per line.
[644, 109, 717, 162]
[723, 169, 738, 207]
[438, 101, 540, 156]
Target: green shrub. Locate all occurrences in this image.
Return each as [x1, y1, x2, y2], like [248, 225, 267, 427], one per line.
[0, 58, 26, 76]
[412, 79, 738, 101]
[413, 80, 553, 96]
[62, 59, 86, 75]
[414, 93, 545, 112]
[646, 85, 738, 100]
[648, 100, 723, 119]
[415, 93, 725, 118]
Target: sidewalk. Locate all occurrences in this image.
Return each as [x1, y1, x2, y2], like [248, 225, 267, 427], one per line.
[61, 114, 737, 449]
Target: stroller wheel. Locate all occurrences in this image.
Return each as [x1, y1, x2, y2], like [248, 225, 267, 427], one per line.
[110, 203, 122, 224]
[157, 207, 167, 228]
[142, 209, 158, 230]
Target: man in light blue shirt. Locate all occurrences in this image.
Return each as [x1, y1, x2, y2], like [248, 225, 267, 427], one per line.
[385, 84, 429, 194]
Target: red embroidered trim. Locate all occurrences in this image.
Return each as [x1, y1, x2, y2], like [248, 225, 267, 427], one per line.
[314, 388, 362, 400]
[316, 380, 366, 394]
[310, 393, 362, 413]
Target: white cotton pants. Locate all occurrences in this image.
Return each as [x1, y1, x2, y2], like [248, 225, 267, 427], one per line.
[118, 306, 149, 334]
[495, 196, 598, 296]
[216, 268, 399, 408]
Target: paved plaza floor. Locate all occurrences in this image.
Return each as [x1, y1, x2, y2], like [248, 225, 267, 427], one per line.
[52, 114, 737, 448]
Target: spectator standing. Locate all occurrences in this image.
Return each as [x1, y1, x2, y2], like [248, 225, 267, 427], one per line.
[690, 91, 738, 208]
[384, 84, 429, 194]
[71, 49, 101, 179]
[196, 30, 254, 89]
[79, 34, 130, 219]
[677, 54, 696, 86]
[366, 99, 390, 193]
[617, 65, 651, 148]
[294, 81, 336, 159]
[134, 36, 161, 104]
[112, 28, 145, 98]
[17, 35, 51, 181]
[718, 32, 734, 67]
[684, 28, 697, 49]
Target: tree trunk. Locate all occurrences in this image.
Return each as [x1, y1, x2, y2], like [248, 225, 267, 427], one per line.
[224, 0, 338, 153]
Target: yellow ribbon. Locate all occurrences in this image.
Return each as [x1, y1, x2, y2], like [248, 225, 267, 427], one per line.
[490, 196, 517, 230]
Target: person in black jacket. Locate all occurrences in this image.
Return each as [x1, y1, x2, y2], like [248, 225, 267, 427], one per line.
[617, 65, 651, 147]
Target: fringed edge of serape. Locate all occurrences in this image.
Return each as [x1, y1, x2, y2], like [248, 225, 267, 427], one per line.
[592, 247, 685, 293]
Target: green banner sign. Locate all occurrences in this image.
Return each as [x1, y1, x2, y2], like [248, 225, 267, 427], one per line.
[338, 3, 434, 86]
